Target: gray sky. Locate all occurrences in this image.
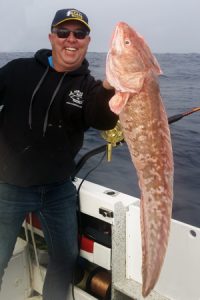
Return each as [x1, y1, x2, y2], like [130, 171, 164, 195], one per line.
[0, 0, 199, 53]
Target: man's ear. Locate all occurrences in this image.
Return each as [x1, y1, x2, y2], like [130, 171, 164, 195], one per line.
[48, 33, 53, 46]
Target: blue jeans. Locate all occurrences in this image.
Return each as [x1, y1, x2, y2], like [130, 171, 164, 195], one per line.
[0, 179, 78, 300]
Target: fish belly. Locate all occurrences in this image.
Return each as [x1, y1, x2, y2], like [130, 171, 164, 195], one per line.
[119, 74, 174, 297]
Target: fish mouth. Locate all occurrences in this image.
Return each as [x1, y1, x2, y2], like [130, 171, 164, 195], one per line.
[112, 24, 120, 47]
[110, 22, 127, 53]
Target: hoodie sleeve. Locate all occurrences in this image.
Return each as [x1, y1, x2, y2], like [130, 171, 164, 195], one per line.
[83, 78, 118, 130]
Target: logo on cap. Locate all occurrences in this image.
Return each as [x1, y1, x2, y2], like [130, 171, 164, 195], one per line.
[66, 10, 83, 20]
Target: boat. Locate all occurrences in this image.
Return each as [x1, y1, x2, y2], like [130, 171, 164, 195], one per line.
[1, 176, 200, 300]
[0, 110, 200, 300]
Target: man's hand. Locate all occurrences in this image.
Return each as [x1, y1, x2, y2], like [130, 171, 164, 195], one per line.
[103, 79, 114, 90]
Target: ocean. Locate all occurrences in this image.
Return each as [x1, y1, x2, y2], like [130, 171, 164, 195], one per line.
[0, 52, 200, 227]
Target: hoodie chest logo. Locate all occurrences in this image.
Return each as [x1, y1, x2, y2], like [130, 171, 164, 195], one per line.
[66, 90, 84, 108]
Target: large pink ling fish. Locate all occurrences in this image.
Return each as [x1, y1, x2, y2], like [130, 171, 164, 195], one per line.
[106, 22, 174, 297]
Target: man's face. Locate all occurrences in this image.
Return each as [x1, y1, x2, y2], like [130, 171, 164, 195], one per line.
[49, 20, 91, 72]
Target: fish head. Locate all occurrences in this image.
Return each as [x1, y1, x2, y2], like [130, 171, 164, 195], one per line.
[106, 22, 162, 93]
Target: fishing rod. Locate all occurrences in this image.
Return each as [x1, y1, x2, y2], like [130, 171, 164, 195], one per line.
[168, 107, 200, 124]
[73, 107, 200, 177]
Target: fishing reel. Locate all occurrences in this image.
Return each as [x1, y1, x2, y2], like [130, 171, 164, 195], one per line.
[101, 120, 124, 161]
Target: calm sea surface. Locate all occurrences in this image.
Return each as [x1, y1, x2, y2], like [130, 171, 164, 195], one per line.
[0, 52, 200, 227]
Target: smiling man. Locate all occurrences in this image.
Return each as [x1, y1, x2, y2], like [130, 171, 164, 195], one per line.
[0, 8, 117, 300]
[49, 9, 91, 72]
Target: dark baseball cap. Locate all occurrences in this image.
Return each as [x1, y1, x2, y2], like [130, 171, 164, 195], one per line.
[51, 8, 90, 32]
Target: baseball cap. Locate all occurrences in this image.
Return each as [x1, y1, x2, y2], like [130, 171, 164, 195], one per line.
[51, 8, 90, 32]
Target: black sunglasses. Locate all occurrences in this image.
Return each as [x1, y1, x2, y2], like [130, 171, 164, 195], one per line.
[52, 28, 89, 39]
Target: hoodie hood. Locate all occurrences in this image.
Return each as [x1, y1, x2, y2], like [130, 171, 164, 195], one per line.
[34, 49, 91, 76]
[35, 49, 52, 67]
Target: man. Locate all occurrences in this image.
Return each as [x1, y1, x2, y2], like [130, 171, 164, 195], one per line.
[0, 8, 117, 300]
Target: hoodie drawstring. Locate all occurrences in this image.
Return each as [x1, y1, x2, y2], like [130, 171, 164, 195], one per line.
[43, 72, 67, 136]
[29, 66, 49, 129]
[28, 67, 67, 136]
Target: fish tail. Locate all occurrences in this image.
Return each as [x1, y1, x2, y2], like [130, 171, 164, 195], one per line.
[140, 193, 172, 297]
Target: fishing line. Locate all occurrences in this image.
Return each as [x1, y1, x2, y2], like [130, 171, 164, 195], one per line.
[76, 150, 106, 242]
[77, 150, 106, 191]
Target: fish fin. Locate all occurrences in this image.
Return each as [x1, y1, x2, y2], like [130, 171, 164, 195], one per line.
[140, 188, 172, 297]
[109, 92, 130, 114]
[150, 55, 163, 75]
[140, 195, 158, 298]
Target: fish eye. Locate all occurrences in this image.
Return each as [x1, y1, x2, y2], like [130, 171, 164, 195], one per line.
[125, 39, 131, 45]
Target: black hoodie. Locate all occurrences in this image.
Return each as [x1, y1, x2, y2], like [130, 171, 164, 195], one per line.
[0, 49, 117, 186]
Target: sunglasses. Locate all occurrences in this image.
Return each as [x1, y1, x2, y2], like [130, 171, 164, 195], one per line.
[52, 28, 89, 39]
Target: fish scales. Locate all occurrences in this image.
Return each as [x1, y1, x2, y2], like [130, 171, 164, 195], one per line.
[106, 22, 174, 297]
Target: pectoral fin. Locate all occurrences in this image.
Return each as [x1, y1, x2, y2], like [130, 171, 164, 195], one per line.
[109, 92, 130, 115]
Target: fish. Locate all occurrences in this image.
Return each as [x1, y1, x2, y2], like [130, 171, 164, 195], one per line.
[106, 22, 174, 297]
